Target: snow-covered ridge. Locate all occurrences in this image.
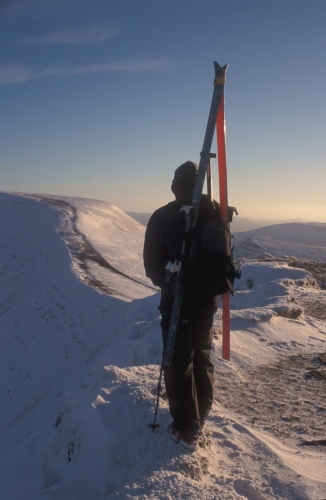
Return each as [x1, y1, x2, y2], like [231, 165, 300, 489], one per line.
[21, 192, 157, 301]
[0, 192, 325, 499]
[234, 222, 326, 262]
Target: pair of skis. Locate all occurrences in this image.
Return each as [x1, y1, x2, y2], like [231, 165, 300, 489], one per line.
[149, 61, 233, 432]
[164, 61, 232, 366]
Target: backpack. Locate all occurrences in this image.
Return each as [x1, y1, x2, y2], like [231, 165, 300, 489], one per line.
[182, 202, 241, 297]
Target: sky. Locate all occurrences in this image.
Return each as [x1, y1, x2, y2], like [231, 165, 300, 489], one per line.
[1, 0, 326, 222]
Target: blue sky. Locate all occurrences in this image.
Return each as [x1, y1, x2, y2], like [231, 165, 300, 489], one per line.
[1, 0, 325, 221]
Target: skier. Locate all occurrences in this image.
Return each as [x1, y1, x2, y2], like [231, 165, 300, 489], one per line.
[143, 161, 219, 451]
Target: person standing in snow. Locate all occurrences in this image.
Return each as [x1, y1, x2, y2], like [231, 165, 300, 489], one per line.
[143, 161, 218, 451]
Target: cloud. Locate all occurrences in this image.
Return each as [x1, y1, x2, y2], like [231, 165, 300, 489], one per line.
[0, 64, 35, 85]
[0, 58, 176, 85]
[21, 27, 118, 45]
[69, 58, 176, 75]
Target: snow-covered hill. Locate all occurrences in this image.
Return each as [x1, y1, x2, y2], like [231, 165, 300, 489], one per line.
[25, 194, 157, 301]
[0, 192, 325, 499]
[234, 222, 326, 262]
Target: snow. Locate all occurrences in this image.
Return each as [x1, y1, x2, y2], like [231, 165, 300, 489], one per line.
[0, 192, 325, 500]
[234, 223, 326, 263]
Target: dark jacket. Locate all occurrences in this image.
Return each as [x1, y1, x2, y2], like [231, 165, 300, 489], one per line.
[143, 194, 221, 292]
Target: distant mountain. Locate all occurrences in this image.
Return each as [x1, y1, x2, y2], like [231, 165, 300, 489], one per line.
[231, 217, 324, 232]
[234, 222, 326, 262]
[231, 217, 271, 232]
[127, 212, 151, 226]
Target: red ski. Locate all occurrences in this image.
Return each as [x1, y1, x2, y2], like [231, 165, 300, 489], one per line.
[216, 69, 236, 361]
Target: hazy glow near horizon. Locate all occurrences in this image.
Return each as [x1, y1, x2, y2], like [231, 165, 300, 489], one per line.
[1, 0, 325, 222]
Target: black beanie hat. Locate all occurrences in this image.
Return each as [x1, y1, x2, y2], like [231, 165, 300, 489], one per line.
[174, 161, 198, 185]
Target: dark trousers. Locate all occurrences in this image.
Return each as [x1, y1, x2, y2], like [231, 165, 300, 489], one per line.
[160, 293, 217, 438]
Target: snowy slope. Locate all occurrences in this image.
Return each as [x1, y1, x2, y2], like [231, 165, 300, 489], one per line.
[234, 223, 326, 262]
[24, 193, 157, 301]
[0, 192, 325, 500]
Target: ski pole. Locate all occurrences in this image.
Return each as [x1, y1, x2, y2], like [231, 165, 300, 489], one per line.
[148, 359, 164, 432]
